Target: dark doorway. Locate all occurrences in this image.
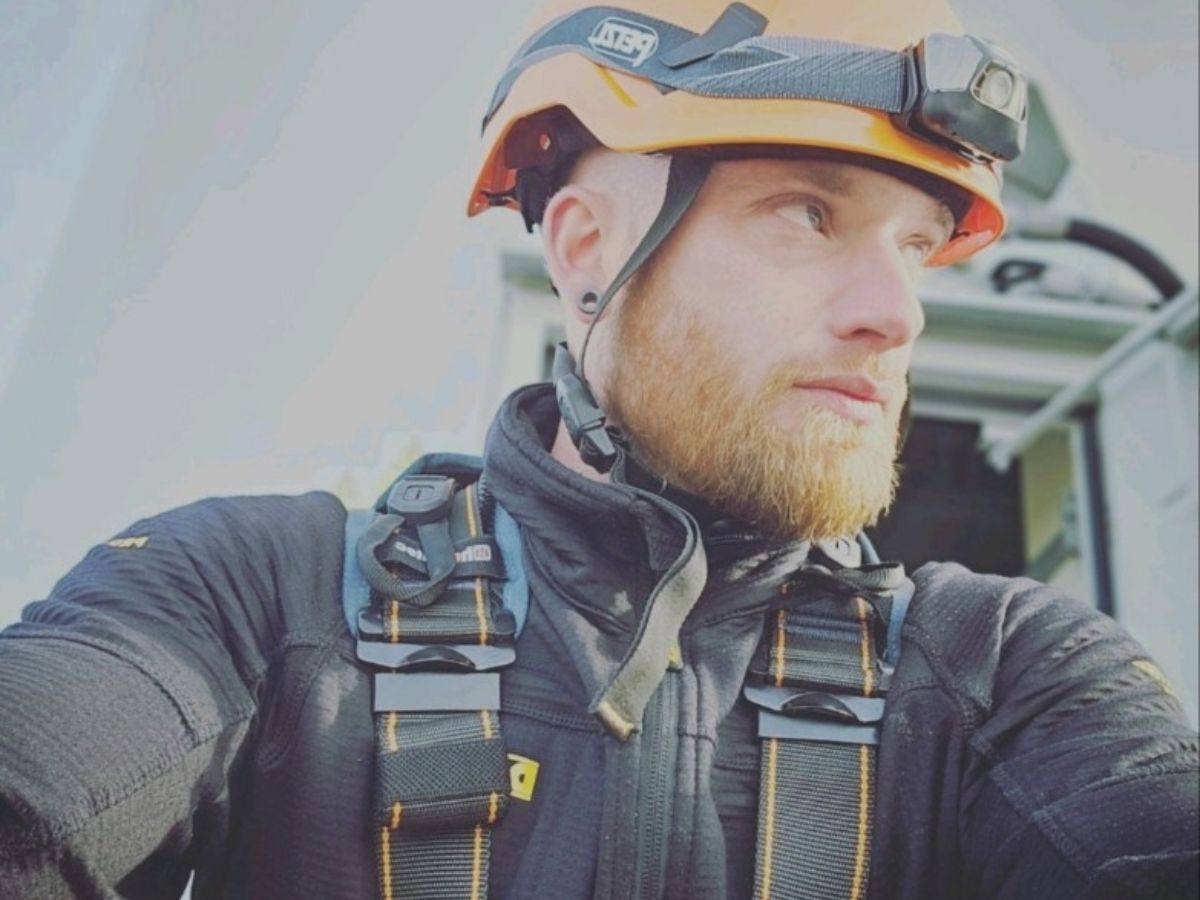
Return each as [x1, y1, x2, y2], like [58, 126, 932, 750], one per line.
[867, 417, 1025, 576]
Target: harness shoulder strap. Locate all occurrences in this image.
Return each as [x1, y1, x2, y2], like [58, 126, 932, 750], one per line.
[745, 562, 910, 900]
[348, 470, 516, 900]
[343, 508, 376, 635]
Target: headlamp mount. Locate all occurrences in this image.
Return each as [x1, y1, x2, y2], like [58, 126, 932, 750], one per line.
[898, 33, 1028, 164]
[486, 8, 1030, 175]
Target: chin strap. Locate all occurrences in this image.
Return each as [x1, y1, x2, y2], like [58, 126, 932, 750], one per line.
[554, 153, 714, 474]
[552, 342, 617, 473]
[549, 154, 716, 738]
[591, 457, 709, 740]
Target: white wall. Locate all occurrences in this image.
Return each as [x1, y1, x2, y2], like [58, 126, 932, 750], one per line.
[1099, 340, 1199, 722]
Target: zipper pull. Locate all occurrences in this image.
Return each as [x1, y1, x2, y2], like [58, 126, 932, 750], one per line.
[667, 641, 683, 672]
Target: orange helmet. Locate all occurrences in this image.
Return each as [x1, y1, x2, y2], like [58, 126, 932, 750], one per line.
[470, 0, 1028, 266]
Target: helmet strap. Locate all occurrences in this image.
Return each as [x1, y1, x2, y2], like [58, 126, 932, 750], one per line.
[554, 153, 714, 473]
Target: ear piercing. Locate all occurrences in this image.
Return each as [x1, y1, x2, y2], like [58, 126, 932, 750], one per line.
[576, 290, 599, 315]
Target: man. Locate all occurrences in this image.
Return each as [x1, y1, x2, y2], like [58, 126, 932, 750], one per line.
[1, 1, 1196, 899]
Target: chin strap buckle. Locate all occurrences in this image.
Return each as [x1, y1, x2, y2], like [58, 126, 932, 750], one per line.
[552, 342, 618, 473]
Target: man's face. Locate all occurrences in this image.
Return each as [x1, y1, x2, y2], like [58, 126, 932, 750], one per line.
[601, 157, 954, 541]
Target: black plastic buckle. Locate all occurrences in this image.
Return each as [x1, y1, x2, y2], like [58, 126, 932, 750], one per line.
[357, 640, 515, 672]
[359, 640, 516, 713]
[552, 343, 617, 474]
[744, 684, 885, 746]
[386, 475, 455, 524]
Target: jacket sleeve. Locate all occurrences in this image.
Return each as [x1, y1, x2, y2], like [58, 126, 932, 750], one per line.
[0, 492, 346, 899]
[953, 575, 1199, 900]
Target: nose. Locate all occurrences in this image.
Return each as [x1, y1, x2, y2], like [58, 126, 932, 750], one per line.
[826, 241, 925, 351]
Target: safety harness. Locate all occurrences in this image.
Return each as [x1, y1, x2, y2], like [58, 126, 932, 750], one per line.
[347, 459, 515, 900]
[344, 456, 910, 900]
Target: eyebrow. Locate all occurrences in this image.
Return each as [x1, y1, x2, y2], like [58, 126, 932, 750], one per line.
[782, 161, 856, 197]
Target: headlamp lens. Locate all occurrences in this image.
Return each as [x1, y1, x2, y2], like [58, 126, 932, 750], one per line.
[977, 67, 1013, 108]
[973, 65, 1024, 119]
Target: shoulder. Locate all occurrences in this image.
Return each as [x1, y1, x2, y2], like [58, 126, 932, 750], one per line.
[902, 562, 1161, 719]
[32, 491, 351, 640]
[112, 490, 348, 551]
[76, 490, 349, 584]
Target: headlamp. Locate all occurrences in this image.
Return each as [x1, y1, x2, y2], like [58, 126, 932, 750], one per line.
[899, 33, 1028, 163]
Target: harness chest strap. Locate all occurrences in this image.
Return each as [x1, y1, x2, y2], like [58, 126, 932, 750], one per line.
[746, 568, 905, 900]
[353, 475, 515, 900]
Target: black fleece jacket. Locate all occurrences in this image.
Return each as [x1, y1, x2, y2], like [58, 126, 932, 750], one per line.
[0, 384, 1196, 899]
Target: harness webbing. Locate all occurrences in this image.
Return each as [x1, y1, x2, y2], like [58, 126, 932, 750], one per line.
[347, 459, 912, 897]
[357, 480, 514, 900]
[748, 572, 898, 900]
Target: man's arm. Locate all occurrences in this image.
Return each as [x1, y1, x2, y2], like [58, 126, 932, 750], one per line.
[956, 578, 1198, 899]
[0, 492, 346, 898]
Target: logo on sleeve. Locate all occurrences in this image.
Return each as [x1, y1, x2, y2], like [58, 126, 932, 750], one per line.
[587, 17, 659, 68]
[1132, 659, 1178, 699]
[106, 536, 149, 549]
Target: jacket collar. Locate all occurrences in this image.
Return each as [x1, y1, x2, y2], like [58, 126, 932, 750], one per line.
[482, 383, 861, 628]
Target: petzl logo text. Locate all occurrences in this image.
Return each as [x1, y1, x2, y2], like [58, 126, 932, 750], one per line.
[587, 17, 659, 68]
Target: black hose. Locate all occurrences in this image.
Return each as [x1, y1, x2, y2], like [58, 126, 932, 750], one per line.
[1064, 218, 1185, 301]
[990, 258, 1047, 293]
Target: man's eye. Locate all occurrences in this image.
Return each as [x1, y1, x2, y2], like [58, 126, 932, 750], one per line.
[774, 200, 826, 232]
[901, 240, 934, 268]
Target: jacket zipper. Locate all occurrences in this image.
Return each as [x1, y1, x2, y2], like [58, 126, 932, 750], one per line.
[632, 648, 682, 899]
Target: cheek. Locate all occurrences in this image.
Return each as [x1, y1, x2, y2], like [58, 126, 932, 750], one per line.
[667, 246, 781, 364]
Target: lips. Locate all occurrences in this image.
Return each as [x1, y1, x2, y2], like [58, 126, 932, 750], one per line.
[793, 376, 893, 407]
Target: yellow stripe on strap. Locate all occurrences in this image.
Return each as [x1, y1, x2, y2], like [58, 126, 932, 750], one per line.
[473, 577, 488, 646]
[759, 736, 780, 900]
[850, 595, 875, 900]
[759, 609, 787, 898]
[850, 744, 871, 900]
[465, 484, 490, 646]
[386, 711, 398, 752]
[380, 826, 393, 900]
[772, 609, 786, 687]
[470, 823, 485, 900]
[464, 483, 479, 535]
[855, 596, 874, 697]
[487, 791, 500, 825]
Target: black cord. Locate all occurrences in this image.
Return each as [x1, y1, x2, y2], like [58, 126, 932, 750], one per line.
[1064, 218, 1184, 302]
[990, 258, 1047, 293]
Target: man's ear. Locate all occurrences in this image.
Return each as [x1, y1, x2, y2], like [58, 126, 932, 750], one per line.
[542, 185, 608, 324]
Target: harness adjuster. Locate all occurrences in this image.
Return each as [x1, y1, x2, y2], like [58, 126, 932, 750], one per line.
[744, 683, 885, 746]
[385, 474, 455, 524]
[358, 639, 515, 712]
